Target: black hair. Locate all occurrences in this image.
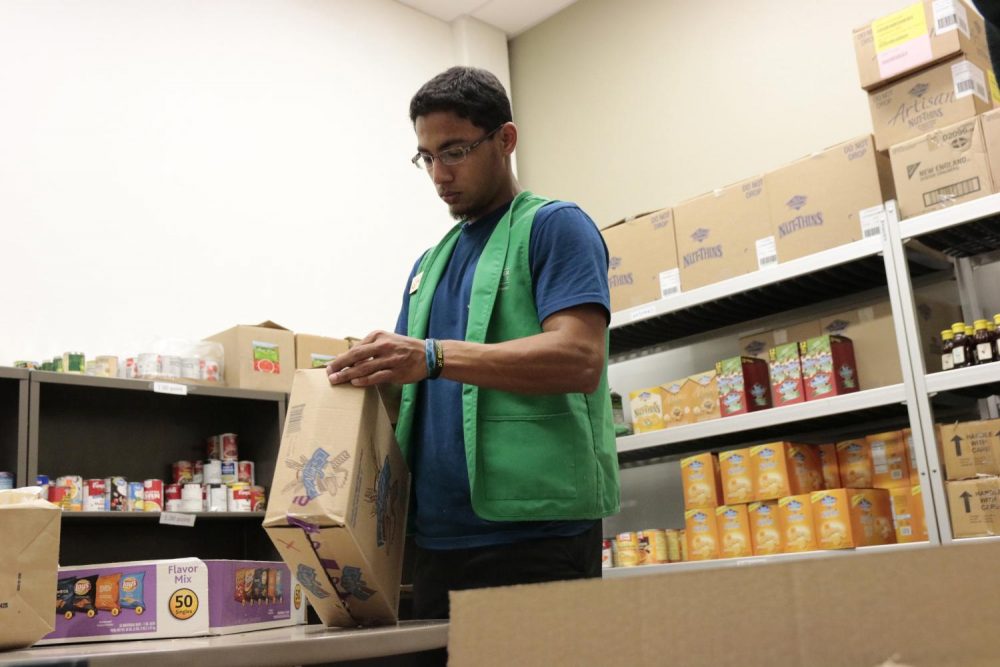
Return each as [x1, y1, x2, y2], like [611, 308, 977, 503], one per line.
[409, 66, 512, 131]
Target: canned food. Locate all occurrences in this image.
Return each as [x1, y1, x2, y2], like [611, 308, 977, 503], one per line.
[204, 459, 222, 484]
[143, 479, 164, 511]
[165, 483, 183, 502]
[96, 355, 119, 378]
[614, 532, 639, 567]
[14, 361, 40, 369]
[52, 356, 64, 373]
[159, 355, 182, 378]
[124, 358, 137, 379]
[56, 476, 84, 511]
[105, 476, 128, 511]
[201, 359, 222, 383]
[208, 485, 227, 512]
[172, 461, 193, 484]
[250, 485, 266, 512]
[221, 433, 239, 461]
[238, 461, 255, 485]
[180, 498, 202, 512]
[679, 529, 688, 562]
[166, 499, 183, 512]
[206, 435, 222, 460]
[228, 485, 252, 512]
[0, 471, 13, 490]
[35, 474, 51, 500]
[181, 482, 202, 501]
[84, 360, 98, 376]
[221, 460, 238, 485]
[62, 352, 86, 374]
[665, 529, 682, 563]
[128, 481, 145, 511]
[638, 528, 669, 565]
[49, 485, 71, 509]
[601, 538, 613, 569]
[181, 357, 201, 380]
[136, 353, 158, 378]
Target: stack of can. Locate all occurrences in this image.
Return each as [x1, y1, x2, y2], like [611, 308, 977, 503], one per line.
[167, 433, 266, 513]
[0, 471, 14, 490]
[35, 475, 162, 512]
[606, 528, 685, 568]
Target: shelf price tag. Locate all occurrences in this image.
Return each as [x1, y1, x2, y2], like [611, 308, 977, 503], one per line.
[153, 382, 188, 396]
[629, 305, 655, 322]
[160, 512, 197, 527]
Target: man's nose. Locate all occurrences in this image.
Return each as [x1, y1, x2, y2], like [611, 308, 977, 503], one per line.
[431, 160, 453, 184]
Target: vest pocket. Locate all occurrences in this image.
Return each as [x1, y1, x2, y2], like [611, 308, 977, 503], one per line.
[480, 412, 579, 501]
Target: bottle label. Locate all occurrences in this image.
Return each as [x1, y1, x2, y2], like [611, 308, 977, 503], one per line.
[942, 353, 955, 371]
[953, 347, 966, 365]
[978, 343, 994, 362]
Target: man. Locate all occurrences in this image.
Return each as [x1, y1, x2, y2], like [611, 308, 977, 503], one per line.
[327, 66, 619, 620]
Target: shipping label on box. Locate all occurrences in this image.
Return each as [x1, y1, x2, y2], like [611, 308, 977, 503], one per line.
[264, 371, 410, 627]
[716, 505, 752, 559]
[947, 477, 1000, 538]
[939, 419, 1000, 480]
[688, 371, 720, 423]
[765, 136, 893, 262]
[684, 508, 720, 561]
[890, 116, 994, 219]
[602, 208, 679, 313]
[866, 430, 912, 489]
[716, 356, 772, 417]
[205, 321, 296, 392]
[778, 494, 818, 553]
[681, 452, 723, 511]
[295, 334, 350, 370]
[800, 335, 860, 401]
[672, 177, 772, 291]
[628, 387, 666, 434]
[818, 443, 842, 490]
[890, 486, 928, 543]
[719, 449, 753, 505]
[748, 501, 783, 555]
[769, 342, 806, 407]
[852, 0, 990, 90]
[868, 56, 993, 151]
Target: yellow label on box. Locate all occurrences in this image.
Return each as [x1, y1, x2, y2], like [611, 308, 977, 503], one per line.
[990, 70, 1000, 106]
[872, 3, 928, 53]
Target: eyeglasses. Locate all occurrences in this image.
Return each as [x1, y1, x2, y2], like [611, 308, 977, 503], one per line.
[411, 125, 503, 171]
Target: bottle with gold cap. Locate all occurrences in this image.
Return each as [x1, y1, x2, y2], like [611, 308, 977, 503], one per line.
[941, 329, 956, 371]
[951, 323, 971, 369]
[974, 320, 994, 365]
[994, 314, 1000, 361]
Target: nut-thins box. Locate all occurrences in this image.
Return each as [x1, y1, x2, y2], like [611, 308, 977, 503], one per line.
[602, 208, 679, 313]
[264, 370, 410, 627]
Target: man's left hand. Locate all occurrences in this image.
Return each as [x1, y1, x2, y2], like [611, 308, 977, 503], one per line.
[327, 330, 428, 387]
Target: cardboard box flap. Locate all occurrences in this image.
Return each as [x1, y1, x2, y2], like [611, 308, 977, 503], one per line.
[600, 208, 667, 231]
[254, 320, 291, 331]
[264, 526, 355, 627]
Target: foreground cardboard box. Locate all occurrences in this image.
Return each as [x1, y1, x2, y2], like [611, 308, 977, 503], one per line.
[890, 116, 995, 219]
[765, 136, 893, 263]
[602, 208, 679, 312]
[868, 56, 994, 151]
[205, 320, 296, 392]
[852, 0, 990, 90]
[264, 371, 409, 627]
[0, 489, 60, 650]
[295, 334, 350, 370]
[672, 176, 772, 291]
[449, 541, 1000, 666]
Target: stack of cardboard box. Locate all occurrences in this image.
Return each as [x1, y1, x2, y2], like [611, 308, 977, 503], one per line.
[853, 0, 1000, 218]
[940, 419, 1000, 537]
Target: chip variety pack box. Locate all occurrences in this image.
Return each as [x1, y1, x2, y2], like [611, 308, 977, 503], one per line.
[799, 335, 860, 401]
[715, 356, 772, 417]
[768, 342, 806, 407]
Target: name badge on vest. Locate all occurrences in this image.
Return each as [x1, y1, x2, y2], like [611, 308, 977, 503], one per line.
[409, 271, 424, 295]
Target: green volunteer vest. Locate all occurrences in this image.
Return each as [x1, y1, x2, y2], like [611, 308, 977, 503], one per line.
[396, 191, 620, 521]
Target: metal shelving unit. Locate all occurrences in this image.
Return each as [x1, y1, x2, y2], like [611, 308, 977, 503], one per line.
[0, 366, 29, 486]
[60, 511, 266, 521]
[925, 364, 1000, 396]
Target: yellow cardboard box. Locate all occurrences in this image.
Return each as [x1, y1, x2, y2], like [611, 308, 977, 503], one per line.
[778, 494, 818, 553]
[866, 430, 912, 489]
[688, 370, 721, 423]
[681, 452, 723, 511]
[719, 449, 754, 505]
[716, 505, 752, 559]
[812, 488, 896, 550]
[748, 501, 783, 555]
[628, 387, 666, 434]
[749, 442, 823, 501]
[890, 485, 928, 544]
[685, 508, 720, 561]
[817, 443, 842, 490]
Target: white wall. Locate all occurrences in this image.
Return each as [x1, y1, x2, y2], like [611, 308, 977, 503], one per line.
[0, 1, 507, 364]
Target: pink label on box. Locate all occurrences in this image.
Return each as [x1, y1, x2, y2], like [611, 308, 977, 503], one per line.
[877, 34, 933, 79]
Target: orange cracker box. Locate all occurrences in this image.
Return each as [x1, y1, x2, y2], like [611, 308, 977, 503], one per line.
[661, 378, 694, 429]
[817, 443, 842, 490]
[748, 501, 784, 555]
[890, 486, 928, 544]
[688, 370, 721, 423]
[904, 428, 921, 484]
[812, 488, 895, 549]
[680, 452, 724, 510]
[750, 442, 823, 501]
[865, 430, 912, 489]
[719, 449, 754, 505]
[716, 504, 753, 559]
[685, 508, 721, 561]
[836, 437, 874, 488]
[628, 386, 666, 434]
[778, 494, 818, 553]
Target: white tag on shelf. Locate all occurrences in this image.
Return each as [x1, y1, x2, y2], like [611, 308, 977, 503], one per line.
[659, 269, 681, 298]
[153, 382, 188, 396]
[756, 236, 778, 269]
[952, 60, 988, 102]
[932, 0, 969, 37]
[860, 204, 886, 239]
[160, 511, 197, 527]
[629, 305, 655, 322]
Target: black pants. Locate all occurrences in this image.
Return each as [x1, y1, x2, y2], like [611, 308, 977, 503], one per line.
[412, 521, 603, 620]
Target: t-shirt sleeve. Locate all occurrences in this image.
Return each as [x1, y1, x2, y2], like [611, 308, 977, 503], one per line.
[395, 255, 425, 336]
[529, 202, 611, 324]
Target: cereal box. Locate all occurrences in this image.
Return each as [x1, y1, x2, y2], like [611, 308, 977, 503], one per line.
[866, 430, 912, 489]
[628, 387, 666, 434]
[811, 488, 895, 550]
[817, 443, 841, 490]
[716, 505, 752, 559]
[685, 509, 720, 561]
[681, 453, 723, 510]
[716, 356, 772, 417]
[719, 449, 754, 505]
[750, 442, 823, 501]
[769, 342, 806, 407]
[748, 501, 784, 555]
[799, 335, 860, 401]
[778, 494, 818, 553]
[890, 486, 928, 544]
[836, 438, 874, 488]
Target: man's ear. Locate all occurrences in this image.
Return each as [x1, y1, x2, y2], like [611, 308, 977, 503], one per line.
[500, 122, 518, 156]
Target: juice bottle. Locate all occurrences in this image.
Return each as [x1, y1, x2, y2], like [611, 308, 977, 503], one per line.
[974, 320, 994, 365]
[994, 314, 1000, 360]
[941, 329, 955, 371]
[951, 323, 970, 368]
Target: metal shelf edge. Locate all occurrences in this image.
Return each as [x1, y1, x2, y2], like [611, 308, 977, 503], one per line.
[29, 371, 286, 402]
[60, 511, 266, 520]
[898, 192, 1000, 240]
[0, 366, 30, 381]
[925, 365, 1000, 395]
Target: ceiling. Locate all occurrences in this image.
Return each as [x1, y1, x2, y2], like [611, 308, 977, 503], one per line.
[395, 0, 580, 37]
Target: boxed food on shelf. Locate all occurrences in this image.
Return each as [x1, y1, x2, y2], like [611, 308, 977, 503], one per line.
[981, 108, 1000, 191]
[799, 334, 860, 401]
[295, 334, 350, 370]
[716, 504, 752, 558]
[778, 494, 818, 553]
[818, 443, 842, 490]
[868, 56, 994, 151]
[737, 330, 775, 360]
[764, 135, 894, 263]
[889, 116, 995, 219]
[681, 452, 723, 510]
[264, 371, 410, 627]
[38, 558, 305, 645]
[865, 430, 913, 489]
[684, 508, 720, 561]
[205, 321, 296, 392]
[719, 448, 753, 505]
[716, 356, 772, 417]
[938, 419, 1000, 480]
[890, 485, 928, 543]
[946, 476, 1000, 538]
[810, 488, 896, 550]
[688, 370, 721, 423]
[628, 386, 666, 433]
[660, 378, 694, 429]
[852, 0, 990, 90]
[748, 500, 783, 555]
[737, 321, 821, 361]
[836, 437, 875, 488]
[905, 428, 921, 484]
[1, 488, 60, 651]
[769, 341, 806, 407]
[671, 176, 773, 291]
[750, 442, 823, 501]
[602, 208, 679, 313]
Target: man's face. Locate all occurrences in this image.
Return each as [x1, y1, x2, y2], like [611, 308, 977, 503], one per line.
[414, 111, 508, 221]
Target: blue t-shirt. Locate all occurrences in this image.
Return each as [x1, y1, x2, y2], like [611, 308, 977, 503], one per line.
[395, 199, 611, 550]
